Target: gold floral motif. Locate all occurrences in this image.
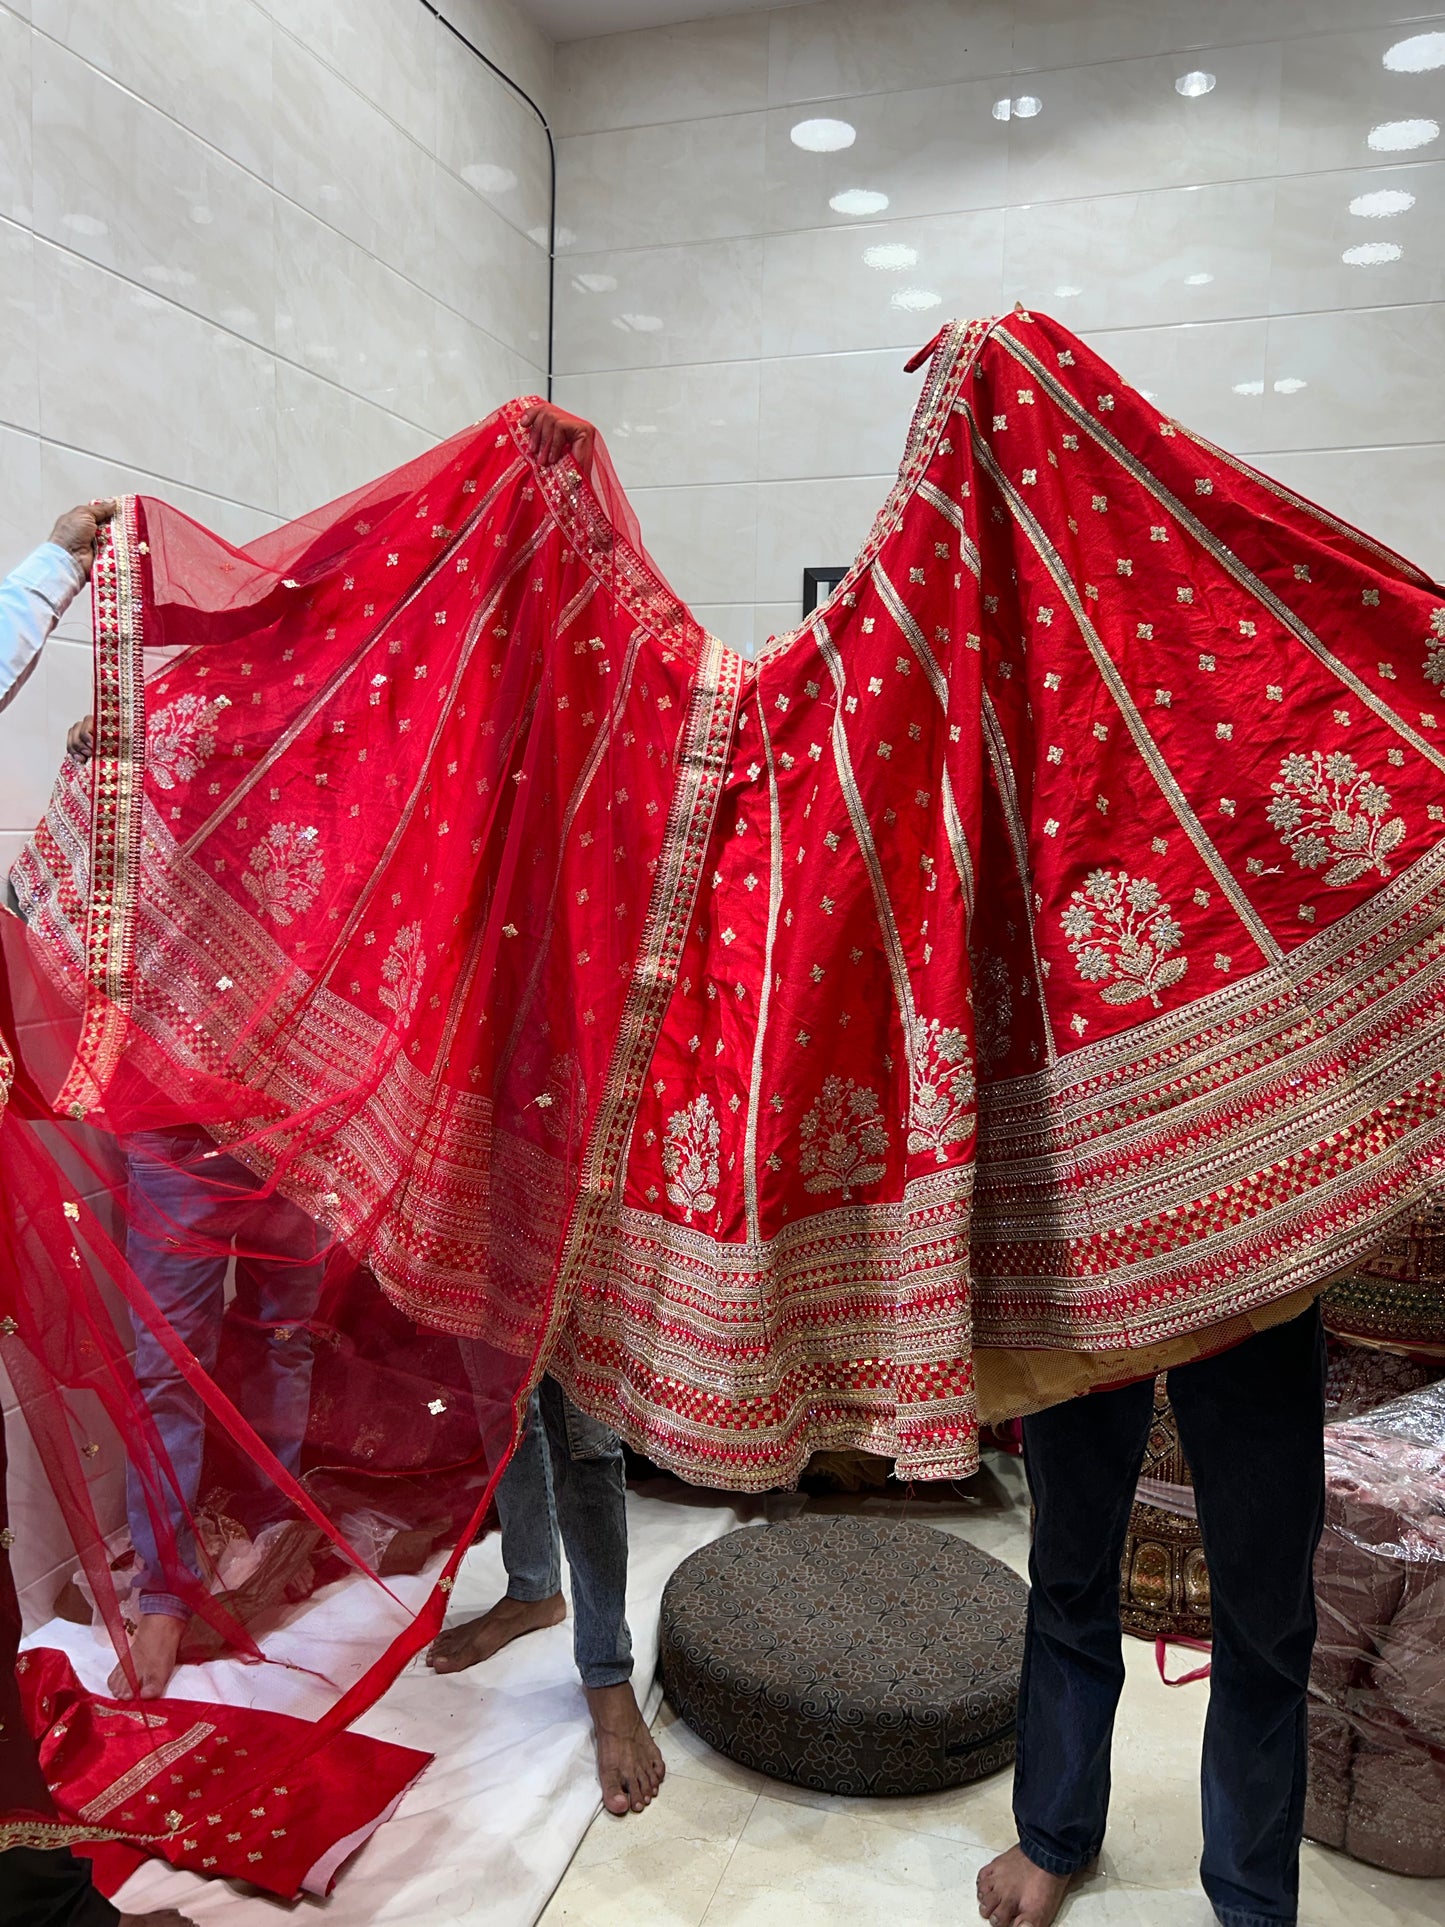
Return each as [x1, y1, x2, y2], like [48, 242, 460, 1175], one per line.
[1062, 870, 1187, 1007]
[800, 1076, 889, 1196]
[241, 823, 325, 926]
[663, 1093, 721, 1222]
[974, 953, 1013, 1066]
[146, 693, 230, 791]
[1423, 606, 1445, 689]
[378, 921, 426, 1024]
[907, 1017, 976, 1162]
[1266, 750, 1404, 887]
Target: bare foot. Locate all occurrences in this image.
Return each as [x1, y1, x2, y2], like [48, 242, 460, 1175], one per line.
[977, 1845, 1086, 1927]
[121, 1912, 198, 1926]
[586, 1682, 664, 1816]
[426, 1591, 566, 1673]
[107, 1613, 184, 1700]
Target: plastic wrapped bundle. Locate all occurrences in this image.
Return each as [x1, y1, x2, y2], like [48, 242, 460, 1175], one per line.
[1306, 1381, 1445, 1876]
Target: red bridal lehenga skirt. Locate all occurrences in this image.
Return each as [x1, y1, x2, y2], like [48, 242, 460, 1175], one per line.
[4, 308, 1445, 1874]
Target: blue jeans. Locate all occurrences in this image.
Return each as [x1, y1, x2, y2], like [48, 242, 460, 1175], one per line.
[1014, 1305, 1326, 1927]
[494, 1376, 632, 1689]
[125, 1131, 325, 1619]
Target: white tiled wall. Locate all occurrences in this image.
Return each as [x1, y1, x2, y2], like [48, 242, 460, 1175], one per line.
[553, 0, 1445, 655]
[0, 0, 552, 1625]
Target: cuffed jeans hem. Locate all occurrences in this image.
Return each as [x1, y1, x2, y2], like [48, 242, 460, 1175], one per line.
[1017, 1832, 1099, 1880]
[1211, 1906, 1294, 1927]
[505, 1580, 563, 1604]
[137, 1592, 191, 1621]
[579, 1663, 634, 1690]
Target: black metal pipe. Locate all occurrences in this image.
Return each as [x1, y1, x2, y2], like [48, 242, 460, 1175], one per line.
[418, 0, 558, 398]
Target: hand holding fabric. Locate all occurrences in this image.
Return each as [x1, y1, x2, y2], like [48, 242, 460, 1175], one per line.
[520, 403, 596, 476]
[47, 499, 115, 583]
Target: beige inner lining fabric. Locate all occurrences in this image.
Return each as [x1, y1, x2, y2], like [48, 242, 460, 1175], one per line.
[974, 1284, 1323, 1426]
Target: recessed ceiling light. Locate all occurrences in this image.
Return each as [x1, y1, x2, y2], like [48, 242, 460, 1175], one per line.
[891, 287, 943, 312]
[1342, 240, 1403, 264]
[1367, 117, 1440, 151]
[830, 188, 890, 216]
[1232, 379, 1265, 395]
[1053, 284, 1082, 298]
[1013, 95, 1042, 118]
[1176, 70, 1216, 97]
[1349, 187, 1416, 217]
[1273, 377, 1308, 394]
[1383, 31, 1445, 72]
[992, 98, 1012, 121]
[1184, 271, 1214, 285]
[791, 117, 856, 152]
[863, 243, 919, 271]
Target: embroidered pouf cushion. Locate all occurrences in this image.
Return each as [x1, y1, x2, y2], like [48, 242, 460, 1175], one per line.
[1120, 1377, 1212, 1642]
[659, 1516, 1027, 1796]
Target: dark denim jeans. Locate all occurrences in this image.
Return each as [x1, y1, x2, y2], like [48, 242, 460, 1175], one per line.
[1014, 1305, 1326, 1927]
[494, 1376, 633, 1689]
[124, 1131, 325, 1619]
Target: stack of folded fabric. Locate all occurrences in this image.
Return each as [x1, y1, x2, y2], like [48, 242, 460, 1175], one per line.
[1305, 1381, 1445, 1877]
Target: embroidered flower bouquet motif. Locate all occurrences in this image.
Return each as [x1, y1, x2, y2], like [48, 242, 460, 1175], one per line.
[242, 823, 325, 926]
[147, 693, 230, 790]
[1422, 606, 1445, 689]
[1266, 751, 1404, 888]
[799, 1076, 890, 1197]
[1062, 869, 1187, 1007]
[907, 1017, 976, 1162]
[663, 1093, 721, 1222]
[378, 922, 425, 1025]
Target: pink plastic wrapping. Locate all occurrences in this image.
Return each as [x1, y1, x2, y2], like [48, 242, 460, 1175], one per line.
[1306, 1381, 1445, 1876]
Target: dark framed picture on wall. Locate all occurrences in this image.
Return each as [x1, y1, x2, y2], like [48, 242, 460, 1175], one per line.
[803, 566, 849, 617]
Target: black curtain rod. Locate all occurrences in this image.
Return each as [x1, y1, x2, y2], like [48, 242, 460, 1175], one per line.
[417, 0, 558, 399]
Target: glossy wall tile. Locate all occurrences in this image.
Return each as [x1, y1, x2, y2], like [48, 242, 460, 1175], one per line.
[554, 0, 1445, 642]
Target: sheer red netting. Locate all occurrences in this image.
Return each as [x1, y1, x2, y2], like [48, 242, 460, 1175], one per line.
[0, 405, 712, 1887]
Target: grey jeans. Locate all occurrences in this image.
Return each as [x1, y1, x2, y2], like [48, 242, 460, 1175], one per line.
[495, 1375, 633, 1690]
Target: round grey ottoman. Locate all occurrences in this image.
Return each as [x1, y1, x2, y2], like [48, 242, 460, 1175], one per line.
[659, 1515, 1027, 1796]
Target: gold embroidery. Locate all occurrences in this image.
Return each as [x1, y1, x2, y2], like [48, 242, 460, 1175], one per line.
[241, 823, 325, 926]
[799, 1076, 890, 1196]
[663, 1094, 721, 1222]
[1266, 752, 1404, 887]
[907, 1018, 976, 1161]
[1061, 870, 1188, 1007]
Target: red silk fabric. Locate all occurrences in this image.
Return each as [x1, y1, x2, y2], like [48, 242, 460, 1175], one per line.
[4, 310, 1445, 1858]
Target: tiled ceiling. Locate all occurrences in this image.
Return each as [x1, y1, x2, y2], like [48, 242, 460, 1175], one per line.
[515, 0, 816, 42]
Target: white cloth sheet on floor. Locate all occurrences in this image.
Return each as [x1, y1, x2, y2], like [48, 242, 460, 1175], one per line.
[22, 1487, 749, 1925]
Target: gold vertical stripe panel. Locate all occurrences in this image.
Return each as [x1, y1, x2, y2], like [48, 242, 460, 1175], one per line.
[744, 689, 784, 1246]
[980, 689, 1059, 1065]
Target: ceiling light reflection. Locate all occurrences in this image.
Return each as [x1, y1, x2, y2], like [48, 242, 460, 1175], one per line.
[992, 98, 1012, 121]
[831, 188, 890, 216]
[463, 162, 518, 195]
[1342, 240, 1403, 264]
[1184, 271, 1214, 285]
[891, 287, 943, 312]
[1013, 95, 1042, 118]
[1383, 31, 1445, 72]
[1273, 378, 1307, 394]
[573, 272, 617, 293]
[1053, 284, 1082, 297]
[1367, 118, 1440, 151]
[1349, 187, 1415, 217]
[863, 242, 918, 271]
[1176, 70, 1216, 97]
[1232, 380, 1265, 395]
[791, 117, 856, 152]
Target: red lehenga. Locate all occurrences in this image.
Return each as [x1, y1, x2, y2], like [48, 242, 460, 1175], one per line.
[4, 308, 1445, 1872]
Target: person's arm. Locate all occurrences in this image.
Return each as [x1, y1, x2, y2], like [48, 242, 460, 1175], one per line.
[0, 502, 115, 714]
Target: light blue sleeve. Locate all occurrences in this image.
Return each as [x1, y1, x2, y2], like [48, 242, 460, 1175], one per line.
[0, 542, 84, 713]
